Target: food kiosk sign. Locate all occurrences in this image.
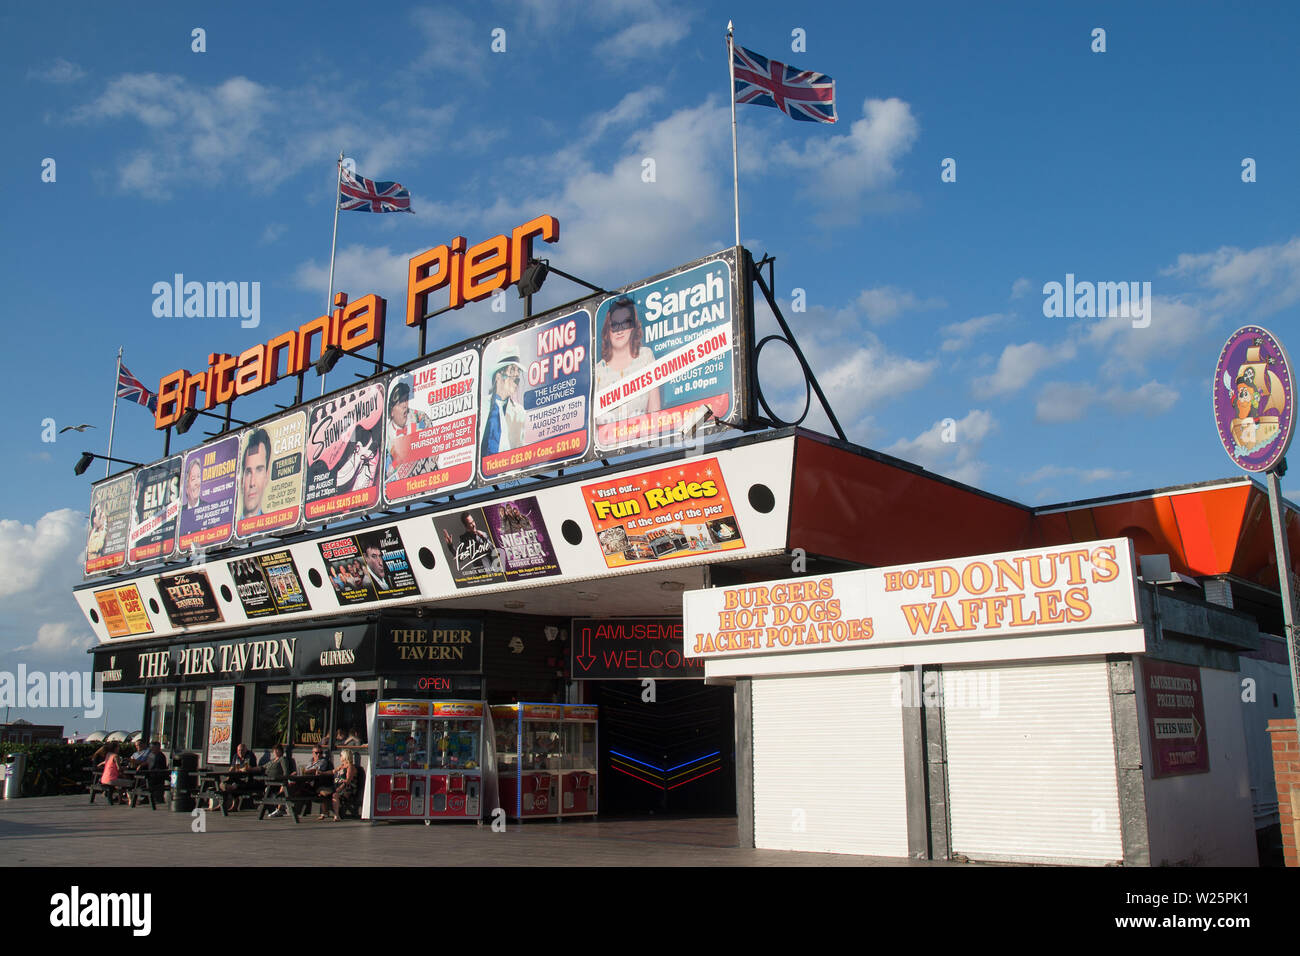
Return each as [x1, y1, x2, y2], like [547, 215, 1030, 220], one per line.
[684, 538, 1139, 658]
[1212, 325, 1295, 473]
[1140, 659, 1210, 777]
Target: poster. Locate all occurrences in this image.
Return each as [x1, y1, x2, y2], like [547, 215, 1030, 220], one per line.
[384, 350, 479, 503]
[85, 472, 134, 574]
[1142, 659, 1211, 778]
[583, 458, 744, 569]
[94, 584, 153, 638]
[156, 570, 225, 628]
[127, 456, 181, 564]
[304, 383, 385, 522]
[207, 686, 236, 766]
[229, 550, 308, 619]
[478, 308, 591, 480]
[235, 411, 307, 539]
[178, 434, 240, 551]
[319, 526, 421, 605]
[592, 257, 735, 451]
[431, 496, 562, 588]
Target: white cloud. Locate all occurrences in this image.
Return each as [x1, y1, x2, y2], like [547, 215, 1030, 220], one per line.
[1021, 464, 1129, 485]
[941, 313, 1007, 352]
[974, 340, 1077, 396]
[28, 57, 86, 84]
[857, 286, 946, 325]
[261, 223, 287, 244]
[885, 410, 997, 486]
[409, 8, 489, 78]
[1011, 277, 1032, 299]
[1035, 379, 1179, 424]
[1034, 381, 1099, 424]
[1165, 236, 1300, 316]
[599, 14, 691, 63]
[0, 509, 84, 601]
[17, 621, 93, 656]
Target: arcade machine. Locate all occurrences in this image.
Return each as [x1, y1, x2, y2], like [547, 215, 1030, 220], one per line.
[492, 703, 599, 819]
[560, 704, 599, 817]
[370, 700, 485, 822]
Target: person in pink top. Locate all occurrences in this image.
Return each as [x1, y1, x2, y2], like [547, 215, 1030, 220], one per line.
[98, 741, 131, 804]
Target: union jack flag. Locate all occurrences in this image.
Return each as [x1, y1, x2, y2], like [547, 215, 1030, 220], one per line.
[339, 166, 414, 213]
[117, 363, 157, 414]
[732, 44, 837, 124]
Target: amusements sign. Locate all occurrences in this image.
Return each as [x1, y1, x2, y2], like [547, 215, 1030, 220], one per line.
[178, 434, 239, 552]
[86, 472, 134, 574]
[479, 309, 591, 480]
[1141, 659, 1210, 778]
[583, 458, 745, 569]
[684, 539, 1139, 659]
[570, 618, 703, 680]
[305, 383, 384, 522]
[156, 570, 224, 628]
[432, 497, 562, 588]
[384, 350, 479, 503]
[94, 584, 153, 638]
[229, 550, 308, 619]
[127, 456, 181, 564]
[593, 257, 736, 452]
[1212, 325, 1295, 473]
[319, 526, 420, 605]
[235, 411, 307, 539]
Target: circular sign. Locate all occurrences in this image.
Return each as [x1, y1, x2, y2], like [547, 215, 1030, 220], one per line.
[1212, 326, 1295, 473]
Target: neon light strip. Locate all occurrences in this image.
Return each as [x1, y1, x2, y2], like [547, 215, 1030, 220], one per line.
[611, 765, 665, 790]
[667, 767, 721, 790]
[664, 751, 721, 773]
[608, 750, 720, 773]
[609, 757, 662, 783]
[667, 758, 720, 782]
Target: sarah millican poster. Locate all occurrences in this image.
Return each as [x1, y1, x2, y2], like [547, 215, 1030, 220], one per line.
[235, 411, 307, 539]
[229, 550, 308, 619]
[479, 309, 591, 481]
[384, 350, 478, 504]
[178, 434, 240, 552]
[432, 496, 561, 588]
[127, 456, 181, 564]
[304, 383, 384, 523]
[592, 257, 735, 452]
[86, 471, 134, 575]
[318, 526, 420, 605]
[583, 458, 744, 569]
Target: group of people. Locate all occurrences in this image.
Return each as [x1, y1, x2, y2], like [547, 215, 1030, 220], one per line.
[93, 739, 168, 805]
[219, 742, 361, 821]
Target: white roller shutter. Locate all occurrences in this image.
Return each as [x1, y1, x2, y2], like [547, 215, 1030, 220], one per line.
[943, 660, 1122, 864]
[752, 672, 909, 856]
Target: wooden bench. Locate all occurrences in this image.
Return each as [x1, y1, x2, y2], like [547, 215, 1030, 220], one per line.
[256, 780, 305, 822]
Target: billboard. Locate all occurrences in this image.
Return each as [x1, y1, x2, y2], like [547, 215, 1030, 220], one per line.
[383, 350, 479, 503]
[127, 456, 181, 565]
[156, 569, 225, 628]
[432, 496, 562, 588]
[235, 410, 307, 539]
[318, 526, 421, 605]
[86, 472, 134, 575]
[593, 255, 737, 452]
[229, 550, 308, 619]
[304, 382, 385, 523]
[479, 308, 592, 481]
[178, 434, 240, 552]
[94, 584, 153, 637]
[583, 458, 745, 569]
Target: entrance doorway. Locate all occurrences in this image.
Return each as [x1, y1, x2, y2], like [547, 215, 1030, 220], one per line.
[590, 680, 736, 816]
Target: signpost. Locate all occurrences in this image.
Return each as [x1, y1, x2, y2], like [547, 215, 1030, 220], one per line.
[1212, 325, 1299, 730]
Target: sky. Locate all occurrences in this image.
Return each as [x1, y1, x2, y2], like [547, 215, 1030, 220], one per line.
[2, 0, 1298, 730]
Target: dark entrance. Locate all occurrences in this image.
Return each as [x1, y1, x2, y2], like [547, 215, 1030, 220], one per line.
[591, 680, 736, 816]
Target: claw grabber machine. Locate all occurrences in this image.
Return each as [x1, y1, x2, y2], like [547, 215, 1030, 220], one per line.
[493, 703, 598, 819]
[370, 700, 486, 822]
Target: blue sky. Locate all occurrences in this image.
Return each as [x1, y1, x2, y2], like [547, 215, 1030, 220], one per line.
[2, 0, 1298, 729]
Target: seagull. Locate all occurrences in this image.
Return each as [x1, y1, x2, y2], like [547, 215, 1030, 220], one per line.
[59, 424, 96, 433]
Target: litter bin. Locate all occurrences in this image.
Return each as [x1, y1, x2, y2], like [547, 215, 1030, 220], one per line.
[171, 752, 199, 812]
[4, 753, 27, 799]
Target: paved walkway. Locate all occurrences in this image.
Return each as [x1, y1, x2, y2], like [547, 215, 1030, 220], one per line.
[0, 795, 952, 866]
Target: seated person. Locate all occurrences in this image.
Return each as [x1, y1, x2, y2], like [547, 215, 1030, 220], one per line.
[291, 746, 331, 815]
[262, 745, 293, 817]
[221, 743, 259, 812]
[128, 740, 151, 767]
[99, 742, 132, 804]
[321, 751, 361, 821]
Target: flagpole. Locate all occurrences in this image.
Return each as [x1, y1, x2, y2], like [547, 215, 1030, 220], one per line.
[105, 346, 123, 479]
[321, 150, 344, 397]
[727, 21, 741, 248]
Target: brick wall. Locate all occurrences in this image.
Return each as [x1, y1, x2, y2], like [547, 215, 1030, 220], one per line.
[1268, 719, 1299, 867]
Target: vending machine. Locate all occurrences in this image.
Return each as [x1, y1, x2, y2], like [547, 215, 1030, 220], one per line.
[493, 702, 599, 819]
[370, 700, 486, 822]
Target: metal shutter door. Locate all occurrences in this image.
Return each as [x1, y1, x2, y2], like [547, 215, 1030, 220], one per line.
[943, 660, 1122, 864]
[752, 672, 909, 856]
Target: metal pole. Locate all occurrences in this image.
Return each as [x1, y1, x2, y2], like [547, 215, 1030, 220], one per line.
[321, 150, 344, 397]
[727, 22, 741, 248]
[1266, 465, 1300, 726]
[105, 346, 123, 478]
